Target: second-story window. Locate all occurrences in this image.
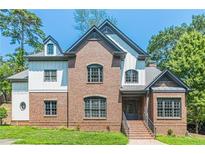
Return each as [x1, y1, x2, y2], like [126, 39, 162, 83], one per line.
[44, 70, 57, 82]
[47, 44, 54, 55]
[87, 64, 103, 83]
[125, 69, 138, 83]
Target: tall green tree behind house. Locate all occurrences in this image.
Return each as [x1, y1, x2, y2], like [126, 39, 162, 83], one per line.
[0, 9, 45, 72]
[74, 9, 117, 34]
[147, 14, 205, 69]
[0, 9, 45, 102]
[165, 30, 205, 133]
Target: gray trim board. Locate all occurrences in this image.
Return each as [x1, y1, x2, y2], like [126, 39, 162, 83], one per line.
[26, 56, 69, 61]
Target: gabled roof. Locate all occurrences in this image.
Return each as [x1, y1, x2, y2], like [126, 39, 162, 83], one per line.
[98, 19, 149, 56]
[144, 69, 191, 91]
[43, 35, 63, 54]
[65, 26, 126, 56]
[8, 70, 28, 82]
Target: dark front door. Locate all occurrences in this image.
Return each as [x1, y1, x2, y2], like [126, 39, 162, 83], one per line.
[124, 101, 138, 120]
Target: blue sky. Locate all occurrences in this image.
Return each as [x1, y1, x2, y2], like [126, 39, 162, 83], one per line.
[0, 9, 205, 56]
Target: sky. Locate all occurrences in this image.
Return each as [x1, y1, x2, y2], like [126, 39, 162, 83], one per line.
[0, 9, 205, 56]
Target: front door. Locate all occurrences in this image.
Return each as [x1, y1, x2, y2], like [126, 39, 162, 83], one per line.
[124, 101, 138, 120]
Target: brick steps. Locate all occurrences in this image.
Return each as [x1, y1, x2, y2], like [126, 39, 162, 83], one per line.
[127, 120, 154, 139]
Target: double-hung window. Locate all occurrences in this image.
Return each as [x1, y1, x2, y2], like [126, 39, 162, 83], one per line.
[47, 44, 54, 55]
[84, 97, 106, 118]
[44, 70, 57, 82]
[87, 64, 103, 82]
[125, 69, 138, 83]
[157, 98, 181, 118]
[44, 100, 57, 115]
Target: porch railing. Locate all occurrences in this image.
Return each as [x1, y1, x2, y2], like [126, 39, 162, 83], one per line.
[143, 112, 156, 138]
[122, 112, 129, 136]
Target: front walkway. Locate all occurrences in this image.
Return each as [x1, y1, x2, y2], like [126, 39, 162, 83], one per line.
[128, 139, 165, 145]
[0, 139, 15, 145]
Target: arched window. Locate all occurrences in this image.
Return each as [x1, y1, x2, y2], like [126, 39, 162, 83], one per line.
[125, 69, 138, 83]
[47, 43, 54, 55]
[87, 64, 103, 82]
[84, 96, 106, 118]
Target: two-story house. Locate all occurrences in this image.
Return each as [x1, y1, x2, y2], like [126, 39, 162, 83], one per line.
[8, 20, 190, 139]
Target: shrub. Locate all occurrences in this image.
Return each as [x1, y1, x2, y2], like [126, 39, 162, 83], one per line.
[0, 107, 7, 125]
[106, 125, 110, 132]
[167, 129, 174, 136]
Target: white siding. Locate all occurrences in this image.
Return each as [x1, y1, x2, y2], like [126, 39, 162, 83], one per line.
[29, 61, 68, 92]
[121, 52, 145, 86]
[106, 34, 146, 86]
[12, 82, 29, 120]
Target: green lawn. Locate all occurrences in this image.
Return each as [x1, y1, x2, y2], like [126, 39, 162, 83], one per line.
[0, 126, 128, 145]
[156, 135, 205, 145]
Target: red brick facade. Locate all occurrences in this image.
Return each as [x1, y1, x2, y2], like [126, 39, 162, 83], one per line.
[151, 92, 187, 135]
[68, 40, 122, 131]
[29, 92, 68, 127]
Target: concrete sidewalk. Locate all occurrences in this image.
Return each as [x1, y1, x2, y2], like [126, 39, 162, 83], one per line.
[0, 139, 15, 145]
[128, 139, 166, 145]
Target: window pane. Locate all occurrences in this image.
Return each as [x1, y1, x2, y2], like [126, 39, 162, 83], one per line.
[44, 101, 57, 115]
[87, 64, 103, 82]
[125, 70, 138, 83]
[44, 70, 57, 82]
[157, 98, 181, 118]
[84, 97, 106, 118]
[47, 44, 54, 55]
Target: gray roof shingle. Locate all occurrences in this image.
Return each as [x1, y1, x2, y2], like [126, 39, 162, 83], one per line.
[8, 70, 28, 81]
[120, 67, 161, 91]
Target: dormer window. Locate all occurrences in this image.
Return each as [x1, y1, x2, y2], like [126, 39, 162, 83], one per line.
[47, 44, 54, 55]
[125, 69, 138, 83]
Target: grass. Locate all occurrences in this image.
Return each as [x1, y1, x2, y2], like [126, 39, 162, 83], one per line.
[156, 135, 205, 145]
[0, 126, 128, 145]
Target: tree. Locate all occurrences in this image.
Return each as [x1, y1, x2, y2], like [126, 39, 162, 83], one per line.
[0, 10, 45, 72]
[6, 49, 27, 73]
[147, 14, 205, 68]
[0, 9, 45, 52]
[0, 107, 7, 125]
[147, 25, 188, 68]
[0, 62, 13, 102]
[165, 30, 205, 133]
[74, 9, 117, 34]
[0, 56, 3, 66]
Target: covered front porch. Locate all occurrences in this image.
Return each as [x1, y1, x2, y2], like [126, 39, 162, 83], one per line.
[122, 95, 145, 120]
[120, 89, 155, 139]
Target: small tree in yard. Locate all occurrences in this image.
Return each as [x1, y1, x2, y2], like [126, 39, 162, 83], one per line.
[0, 107, 7, 125]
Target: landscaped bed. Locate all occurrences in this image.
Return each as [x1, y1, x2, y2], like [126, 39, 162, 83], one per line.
[156, 135, 205, 145]
[0, 126, 128, 145]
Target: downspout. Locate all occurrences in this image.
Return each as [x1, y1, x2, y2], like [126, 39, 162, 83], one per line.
[67, 91, 69, 128]
[144, 91, 149, 124]
[67, 61, 69, 128]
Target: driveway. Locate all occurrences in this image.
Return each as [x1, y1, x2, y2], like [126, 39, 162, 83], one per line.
[0, 139, 15, 145]
[128, 139, 166, 145]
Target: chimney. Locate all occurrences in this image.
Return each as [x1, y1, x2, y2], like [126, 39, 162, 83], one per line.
[148, 60, 157, 67]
